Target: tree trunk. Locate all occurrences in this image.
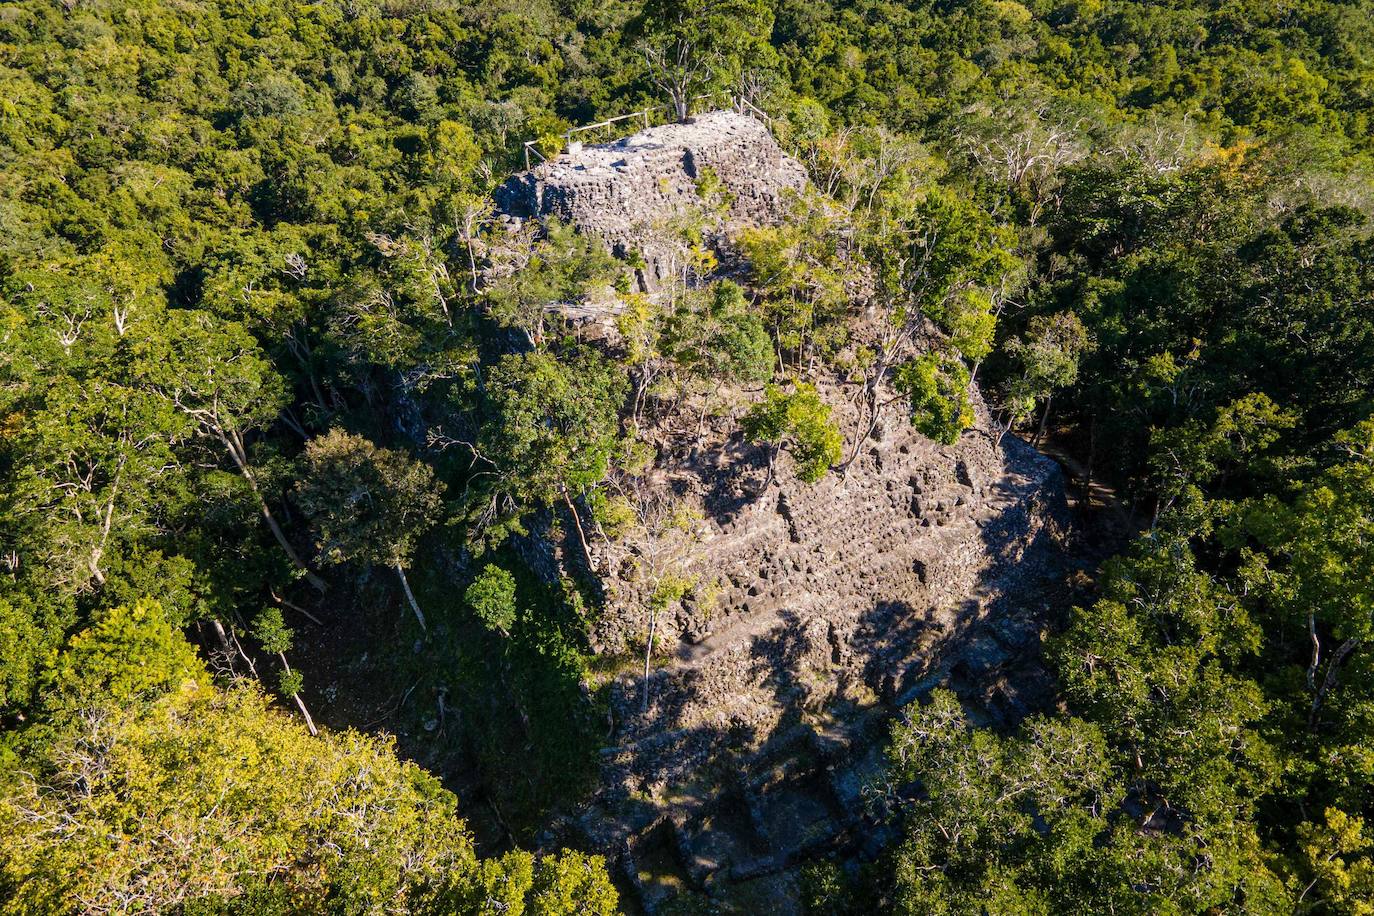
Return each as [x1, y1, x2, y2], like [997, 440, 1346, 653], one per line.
[464, 235, 480, 293]
[230, 628, 260, 678]
[255, 491, 325, 591]
[840, 391, 886, 472]
[86, 460, 125, 587]
[631, 364, 656, 426]
[1307, 611, 1321, 690]
[757, 446, 777, 496]
[271, 589, 325, 626]
[1083, 415, 1097, 507]
[1309, 638, 1359, 730]
[292, 693, 318, 736]
[838, 369, 879, 473]
[209, 618, 238, 669]
[218, 426, 326, 592]
[279, 653, 319, 737]
[837, 338, 903, 473]
[394, 563, 427, 632]
[562, 489, 596, 573]
[263, 650, 317, 735]
[642, 606, 659, 713]
[1034, 393, 1053, 446]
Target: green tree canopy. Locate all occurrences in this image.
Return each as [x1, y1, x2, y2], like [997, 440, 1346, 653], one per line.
[294, 429, 445, 630]
[466, 563, 519, 636]
[635, 0, 775, 121]
[478, 349, 627, 521]
[740, 382, 843, 484]
[0, 679, 617, 915]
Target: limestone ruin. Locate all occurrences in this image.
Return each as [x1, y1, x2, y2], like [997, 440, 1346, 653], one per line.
[568, 388, 1071, 912]
[495, 110, 808, 291]
[496, 111, 1076, 913]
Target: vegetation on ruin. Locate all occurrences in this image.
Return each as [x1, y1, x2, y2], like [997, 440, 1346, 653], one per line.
[1, 0, 1373, 910]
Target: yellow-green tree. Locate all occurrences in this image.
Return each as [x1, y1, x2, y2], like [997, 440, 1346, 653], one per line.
[741, 382, 843, 486]
[0, 599, 618, 916]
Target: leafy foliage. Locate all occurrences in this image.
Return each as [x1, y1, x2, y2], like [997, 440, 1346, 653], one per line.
[0, 679, 616, 915]
[295, 429, 444, 571]
[893, 355, 974, 446]
[2, 0, 1373, 908]
[38, 599, 207, 728]
[478, 349, 627, 522]
[741, 382, 843, 483]
[466, 563, 519, 635]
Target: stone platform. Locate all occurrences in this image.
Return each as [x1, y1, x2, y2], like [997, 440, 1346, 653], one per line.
[495, 110, 807, 289]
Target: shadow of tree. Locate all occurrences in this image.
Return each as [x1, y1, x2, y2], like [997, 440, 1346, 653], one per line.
[291, 535, 604, 856]
[698, 436, 770, 527]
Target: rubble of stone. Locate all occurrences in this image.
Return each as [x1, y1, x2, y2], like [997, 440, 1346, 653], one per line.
[494, 110, 808, 289]
[564, 383, 1072, 912]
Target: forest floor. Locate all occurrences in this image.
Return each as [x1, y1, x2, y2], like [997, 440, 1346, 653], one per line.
[287, 539, 606, 854]
[1034, 427, 1144, 547]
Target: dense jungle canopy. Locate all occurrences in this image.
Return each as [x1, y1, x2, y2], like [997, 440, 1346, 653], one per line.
[1, 0, 1373, 911]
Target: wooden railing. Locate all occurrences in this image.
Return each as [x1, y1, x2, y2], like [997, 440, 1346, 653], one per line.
[521, 92, 768, 170]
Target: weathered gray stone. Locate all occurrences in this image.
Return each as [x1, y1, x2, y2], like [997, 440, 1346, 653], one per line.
[493, 111, 1079, 911]
[495, 110, 807, 291]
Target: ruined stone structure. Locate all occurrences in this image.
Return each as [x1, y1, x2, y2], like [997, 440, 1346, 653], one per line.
[495, 110, 808, 290]
[565, 389, 1070, 911]
[496, 112, 1076, 912]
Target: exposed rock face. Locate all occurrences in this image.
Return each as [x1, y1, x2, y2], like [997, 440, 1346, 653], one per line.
[597, 390, 1067, 757]
[494, 110, 807, 289]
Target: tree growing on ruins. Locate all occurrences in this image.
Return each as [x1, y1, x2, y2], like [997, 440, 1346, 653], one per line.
[661, 280, 775, 433]
[636, 0, 775, 122]
[616, 490, 702, 713]
[893, 353, 975, 447]
[485, 219, 617, 349]
[741, 382, 843, 487]
[476, 349, 628, 563]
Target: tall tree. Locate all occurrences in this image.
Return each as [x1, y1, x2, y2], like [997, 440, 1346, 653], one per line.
[133, 310, 324, 591]
[294, 430, 445, 631]
[636, 0, 775, 121]
[1000, 311, 1092, 446]
[484, 220, 617, 350]
[0, 677, 617, 915]
[476, 349, 627, 557]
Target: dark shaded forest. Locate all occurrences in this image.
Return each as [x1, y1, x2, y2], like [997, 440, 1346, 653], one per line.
[1, 0, 1372, 911]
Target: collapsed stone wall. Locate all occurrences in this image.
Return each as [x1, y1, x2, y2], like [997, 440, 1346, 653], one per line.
[595, 386, 1067, 766]
[494, 110, 807, 289]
